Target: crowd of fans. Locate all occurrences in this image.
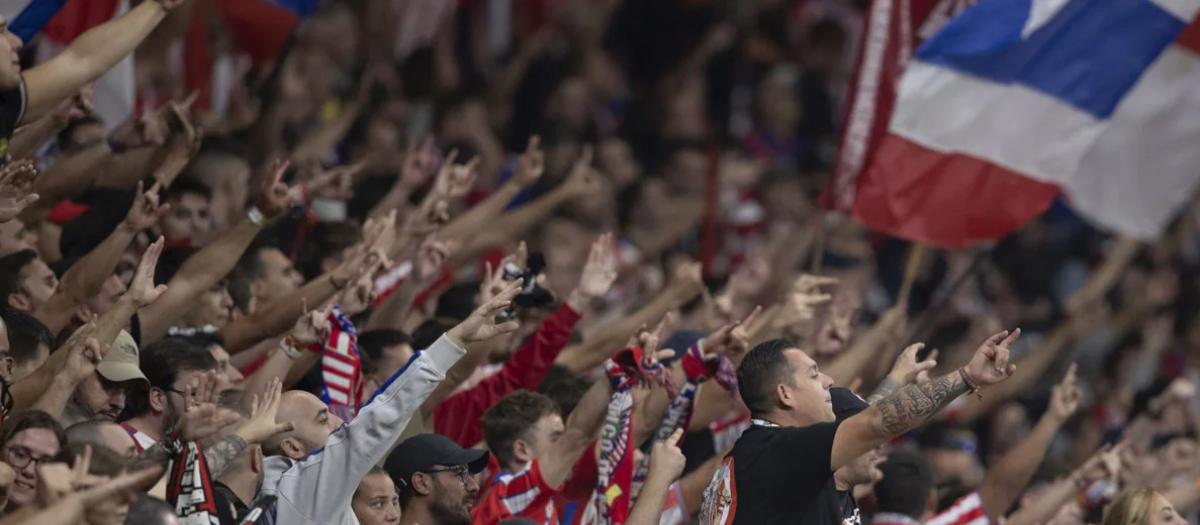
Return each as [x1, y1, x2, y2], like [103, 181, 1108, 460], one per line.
[0, 1, 1193, 525]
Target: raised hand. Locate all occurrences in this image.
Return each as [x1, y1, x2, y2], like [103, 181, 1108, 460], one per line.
[568, 233, 617, 310]
[648, 428, 688, 483]
[257, 159, 293, 219]
[794, 274, 839, 294]
[433, 150, 480, 199]
[123, 180, 169, 232]
[236, 378, 296, 444]
[963, 329, 1020, 386]
[157, 101, 203, 178]
[887, 343, 938, 386]
[60, 336, 104, 384]
[514, 136, 545, 186]
[291, 299, 332, 346]
[338, 262, 381, 316]
[51, 84, 94, 125]
[177, 371, 241, 441]
[1047, 363, 1081, 423]
[668, 260, 705, 300]
[0, 461, 13, 509]
[414, 238, 453, 284]
[0, 159, 39, 222]
[562, 145, 602, 198]
[398, 136, 437, 191]
[445, 280, 524, 347]
[701, 306, 763, 359]
[290, 162, 364, 203]
[126, 236, 168, 307]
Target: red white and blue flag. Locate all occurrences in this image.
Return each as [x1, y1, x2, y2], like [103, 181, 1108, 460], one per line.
[825, 0, 1200, 248]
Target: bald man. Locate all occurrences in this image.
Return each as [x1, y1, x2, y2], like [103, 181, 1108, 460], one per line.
[65, 420, 138, 457]
[251, 282, 522, 525]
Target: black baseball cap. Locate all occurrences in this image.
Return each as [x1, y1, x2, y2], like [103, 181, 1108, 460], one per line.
[385, 433, 490, 491]
[832, 387, 869, 422]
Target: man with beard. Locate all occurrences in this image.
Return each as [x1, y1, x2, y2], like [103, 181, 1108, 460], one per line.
[116, 337, 219, 451]
[61, 330, 148, 426]
[389, 433, 489, 525]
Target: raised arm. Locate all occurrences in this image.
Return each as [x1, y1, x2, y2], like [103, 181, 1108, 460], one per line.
[139, 160, 293, 343]
[9, 87, 90, 160]
[34, 181, 165, 333]
[830, 330, 1019, 472]
[627, 430, 687, 525]
[266, 282, 523, 525]
[439, 136, 544, 242]
[556, 262, 705, 373]
[20, 0, 185, 125]
[536, 361, 615, 489]
[977, 364, 1079, 519]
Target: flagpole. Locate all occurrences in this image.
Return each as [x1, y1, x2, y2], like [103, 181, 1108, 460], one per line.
[896, 242, 925, 305]
[809, 215, 827, 274]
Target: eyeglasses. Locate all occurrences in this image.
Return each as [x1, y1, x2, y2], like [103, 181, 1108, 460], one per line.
[422, 465, 472, 486]
[4, 445, 51, 470]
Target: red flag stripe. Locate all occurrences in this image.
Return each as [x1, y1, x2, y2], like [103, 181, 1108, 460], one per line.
[850, 134, 1060, 248]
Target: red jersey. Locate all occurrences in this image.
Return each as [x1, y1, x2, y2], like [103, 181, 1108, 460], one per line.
[473, 459, 560, 525]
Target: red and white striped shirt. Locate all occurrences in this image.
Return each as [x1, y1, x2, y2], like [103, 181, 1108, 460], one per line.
[472, 459, 560, 525]
[873, 491, 988, 525]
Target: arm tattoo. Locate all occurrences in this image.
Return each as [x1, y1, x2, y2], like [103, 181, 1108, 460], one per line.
[873, 373, 968, 437]
[131, 442, 170, 472]
[866, 376, 902, 405]
[203, 435, 248, 479]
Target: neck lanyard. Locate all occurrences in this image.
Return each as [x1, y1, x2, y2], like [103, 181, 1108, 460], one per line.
[751, 418, 780, 428]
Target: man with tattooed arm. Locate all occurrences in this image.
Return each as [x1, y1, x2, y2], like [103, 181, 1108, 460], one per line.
[699, 329, 1021, 525]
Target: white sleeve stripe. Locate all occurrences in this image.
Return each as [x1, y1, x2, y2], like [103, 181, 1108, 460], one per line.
[501, 486, 542, 513]
[926, 492, 984, 525]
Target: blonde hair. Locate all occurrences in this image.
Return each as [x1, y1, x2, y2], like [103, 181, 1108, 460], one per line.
[1103, 488, 1166, 525]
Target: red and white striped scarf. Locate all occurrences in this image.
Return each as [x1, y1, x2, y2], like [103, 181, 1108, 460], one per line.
[315, 305, 362, 421]
[592, 344, 737, 525]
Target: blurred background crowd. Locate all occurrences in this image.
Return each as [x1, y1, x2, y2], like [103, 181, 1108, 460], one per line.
[0, 0, 1195, 525]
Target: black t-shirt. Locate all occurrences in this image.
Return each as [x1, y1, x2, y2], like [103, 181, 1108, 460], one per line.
[0, 79, 27, 163]
[699, 421, 843, 525]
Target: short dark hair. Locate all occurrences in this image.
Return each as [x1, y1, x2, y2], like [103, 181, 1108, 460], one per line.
[358, 330, 413, 364]
[0, 409, 66, 451]
[539, 369, 592, 417]
[875, 449, 934, 518]
[0, 309, 53, 364]
[56, 116, 104, 152]
[0, 250, 40, 305]
[411, 319, 457, 352]
[236, 238, 283, 280]
[736, 338, 798, 416]
[124, 339, 219, 418]
[482, 391, 561, 467]
[434, 283, 480, 321]
[161, 176, 212, 204]
[125, 494, 177, 525]
[153, 246, 198, 286]
[357, 466, 389, 500]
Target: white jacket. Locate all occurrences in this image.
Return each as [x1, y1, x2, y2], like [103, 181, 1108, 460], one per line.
[258, 334, 464, 525]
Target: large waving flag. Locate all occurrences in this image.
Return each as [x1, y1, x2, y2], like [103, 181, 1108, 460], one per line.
[825, 0, 1200, 248]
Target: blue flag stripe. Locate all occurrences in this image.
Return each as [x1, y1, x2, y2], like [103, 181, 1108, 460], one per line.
[264, 0, 323, 17]
[9, 0, 69, 42]
[917, 0, 1184, 119]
